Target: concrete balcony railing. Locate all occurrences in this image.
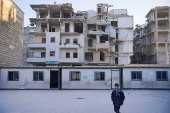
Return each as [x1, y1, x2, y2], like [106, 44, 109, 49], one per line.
[29, 30, 47, 35]
[148, 51, 156, 56]
[158, 26, 169, 30]
[158, 37, 166, 42]
[96, 41, 110, 49]
[27, 43, 46, 48]
[60, 58, 80, 63]
[140, 42, 146, 46]
[30, 28, 48, 33]
[140, 33, 145, 38]
[158, 51, 166, 53]
[59, 44, 80, 48]
[147, 19, 155, 23]
[88, 30, 108, 35]
[85, 61, 110, 64]
[149, 28, 155, 33]
[87, 20, 109, 25]
[88, 46, 96, 49]
[135, 48, 140, 53]
[146, 39, 156, 46]
[135, 41, 140, 45]
[27, 58, 46, 62]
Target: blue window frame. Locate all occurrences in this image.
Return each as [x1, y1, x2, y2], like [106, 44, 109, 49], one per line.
[94, 72, 105, 81]
[33, 71, 44, 81]
[70, 71, 80, 81]
[131, 71, 142, 81]
[8, 71, 19, 81]
[156, 71, 168, 81]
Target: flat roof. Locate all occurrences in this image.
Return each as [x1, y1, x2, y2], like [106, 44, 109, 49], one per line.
[0, 67, 60, 69]
[0, 64, 170, 69]
[124, 64, 170, 67]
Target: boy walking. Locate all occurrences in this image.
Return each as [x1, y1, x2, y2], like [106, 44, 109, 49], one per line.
[111, 83, 125, 113]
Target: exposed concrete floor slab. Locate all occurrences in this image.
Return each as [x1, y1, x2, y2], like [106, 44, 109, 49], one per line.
[0, 90, 170, 113]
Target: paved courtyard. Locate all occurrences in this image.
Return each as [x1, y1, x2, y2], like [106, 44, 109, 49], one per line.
[0, 90, 170, 113]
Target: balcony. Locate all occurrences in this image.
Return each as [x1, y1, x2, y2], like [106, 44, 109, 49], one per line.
[87, 20, 109, 25]
[146, 19, 155, 26]
[88, 30, 108, 35]
[96, 41, 110, 49]
[140, 42, 146, 47]
[29, 31, 46, 35]
[60, 58, 80, 63]
[158, 37, 166, 42]
[146, 42, 156, 46]
[27, 57, 46, 63]
[135, 41, 140, 45]
[157, 10, 169, 20]
[146, 38, 156, 46]
[148, 51, 156, 56]
[27, 43, 46, 49]
[158, 26, 169, 30]
[135, 48, 140, 53]
[158, 20, 169, 31]
[29, 23, 48, 35]
[30, 18, 47, 23]
[140, 34, 145, 39]
[85, 61, 109, 65]
[59, 44, 80, 48]
[61, 32, 82, 36]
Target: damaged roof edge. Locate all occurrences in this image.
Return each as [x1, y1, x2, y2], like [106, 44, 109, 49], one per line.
[30, 3, 73, 8]
[145, 8, 155, 17]
[145, 6, 170, 17]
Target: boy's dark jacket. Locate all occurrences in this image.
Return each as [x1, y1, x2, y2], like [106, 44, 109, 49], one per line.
[111, 88, 125, 106]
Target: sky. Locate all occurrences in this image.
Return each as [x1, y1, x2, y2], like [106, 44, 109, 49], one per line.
[13, 0, 170, 27]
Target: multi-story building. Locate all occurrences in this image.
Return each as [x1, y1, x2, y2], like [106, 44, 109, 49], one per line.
[22, 26, 36, 66]
[0, 0, 24, 67]
[132, 6, 170, 64]
[131, 24, 143, 64]
[25, 3, 133, 66]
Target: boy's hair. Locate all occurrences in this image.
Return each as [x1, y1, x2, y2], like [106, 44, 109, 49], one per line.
[115, 83, 119, 86]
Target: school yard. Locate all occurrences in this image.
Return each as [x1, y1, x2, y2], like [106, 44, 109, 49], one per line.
[0, 90, 169, 113]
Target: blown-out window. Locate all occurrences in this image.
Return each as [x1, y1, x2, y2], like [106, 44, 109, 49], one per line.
[51, 37, 55, 42]
[66, 52, 70, 58]
[50, 51, 55, 56]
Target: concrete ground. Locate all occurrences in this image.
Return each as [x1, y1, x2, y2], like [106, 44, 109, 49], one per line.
[0, 90, 170, 113]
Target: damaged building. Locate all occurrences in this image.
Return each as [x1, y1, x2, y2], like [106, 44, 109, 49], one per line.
[132, 6, 170, 64]
[24, 3, 133, 66]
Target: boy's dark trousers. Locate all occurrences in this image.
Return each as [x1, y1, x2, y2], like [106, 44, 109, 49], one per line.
[114, 106, 120, 113]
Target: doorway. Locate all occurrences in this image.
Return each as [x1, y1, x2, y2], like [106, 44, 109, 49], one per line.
[50, 71, 58, 88]
[111, 70, 120, 89]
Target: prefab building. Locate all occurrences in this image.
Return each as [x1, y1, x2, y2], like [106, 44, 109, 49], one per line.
[0, 65, 170, 90]
[0, 67, 60, 89]
[123, 66, 170, 89]
[61, 67, 121, 89]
